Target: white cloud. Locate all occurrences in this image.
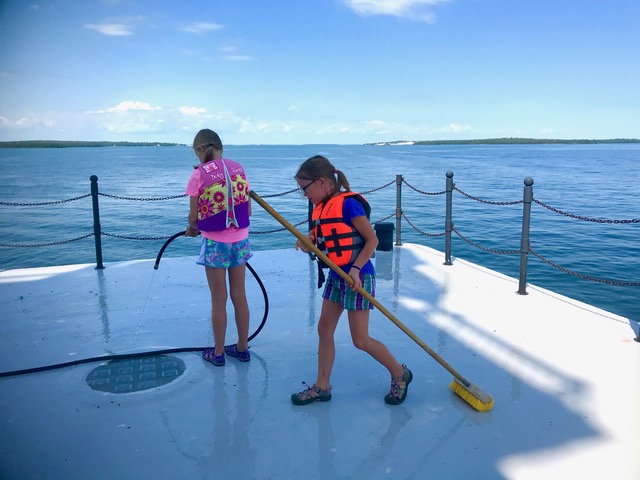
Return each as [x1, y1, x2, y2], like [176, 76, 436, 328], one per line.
[85, 23, 134, 36]
[222, 55, 253, 61]
[97, 101, 162, 113]
[441, 123, 472, 133]
[284, 122, 302, 133]
[183, 22, 223, 34]
[82, 101, 167, 136]
[102, 121, 159, 134]
[341, 0, 450, 22]
[0, 114, 54, 129]
[84, 16, 145, 36]
[238, 119, 253, 133]
[179, 106, 206, 116]
[217, 45, 253, 61]
[365, 120, 388, 128]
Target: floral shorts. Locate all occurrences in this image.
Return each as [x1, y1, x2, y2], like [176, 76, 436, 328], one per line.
[197, 237, 252, 269]
[322, 273, 375, 310]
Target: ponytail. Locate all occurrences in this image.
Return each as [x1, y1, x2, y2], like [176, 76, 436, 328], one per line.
[334, 169, 351, 194]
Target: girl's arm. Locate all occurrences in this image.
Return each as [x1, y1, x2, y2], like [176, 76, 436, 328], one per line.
[349, 215, 378, 289]
[186, 196, 199, 236]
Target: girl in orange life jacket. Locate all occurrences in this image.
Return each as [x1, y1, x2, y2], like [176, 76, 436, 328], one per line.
[185, 129, 252, 367]
[291, 155, 412, 405]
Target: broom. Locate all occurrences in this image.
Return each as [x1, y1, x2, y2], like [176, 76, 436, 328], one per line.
[249, 190, 494, 412]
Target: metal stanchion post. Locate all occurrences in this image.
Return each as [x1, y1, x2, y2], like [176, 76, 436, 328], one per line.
[444, 171, 454, 266]
[517, 177, 534, 295]
[395, 174, 402, 246]
[90, 175, 104, 270]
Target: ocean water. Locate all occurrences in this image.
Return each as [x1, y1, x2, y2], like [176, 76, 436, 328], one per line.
[0, 144, 638, 322]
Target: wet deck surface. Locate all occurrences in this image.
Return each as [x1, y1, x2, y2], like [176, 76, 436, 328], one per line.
[1, 244, 638, 479]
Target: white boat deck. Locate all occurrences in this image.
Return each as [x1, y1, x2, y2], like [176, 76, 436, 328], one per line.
[0, 243, 638, 480]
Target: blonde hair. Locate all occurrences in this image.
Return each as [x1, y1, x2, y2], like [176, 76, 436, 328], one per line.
[192, 129, 223, 162]
[295, 155, 350, 198]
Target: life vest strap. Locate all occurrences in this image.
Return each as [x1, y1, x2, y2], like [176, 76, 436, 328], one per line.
[314, 216, 345, 226]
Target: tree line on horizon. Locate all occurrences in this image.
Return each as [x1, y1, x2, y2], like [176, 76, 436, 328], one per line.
[0, 140, 185, 148]
[0, 138, 639, 148]
[370, 137, 640, 146]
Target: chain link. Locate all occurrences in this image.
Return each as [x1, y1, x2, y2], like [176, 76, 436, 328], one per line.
[0, 233, 94, 248]
[533, 198, 639, 223]
[102, 232, 171, 241]
[0, 194, 91, 207]
[402, 212, 446, 237]
[372, 213, 395, 224]
[529, 246, 640, 286]
[98, 193, 187, 201]
[362, 179, 395, 195]
[453, 228, 520, 254]
[402, 178, 446, 195]
[260, 188, 298, 198]
[453, 184, 522, 205]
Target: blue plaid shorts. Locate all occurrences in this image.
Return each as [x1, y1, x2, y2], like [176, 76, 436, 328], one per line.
[322, 273, 375, 310]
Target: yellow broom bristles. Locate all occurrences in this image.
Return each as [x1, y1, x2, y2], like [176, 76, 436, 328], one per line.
[450, 378, 494, 412]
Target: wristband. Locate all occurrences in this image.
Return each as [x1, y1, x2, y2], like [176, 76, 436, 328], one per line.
[351, 265, 361, 271]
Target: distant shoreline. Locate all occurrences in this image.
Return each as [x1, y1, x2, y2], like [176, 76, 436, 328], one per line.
[0, 138, 639, 148]
[0, 141, 186, 148]
[366, 137, 640, 146]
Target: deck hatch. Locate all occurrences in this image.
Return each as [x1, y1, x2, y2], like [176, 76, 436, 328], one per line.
[86, 355, 185, 393]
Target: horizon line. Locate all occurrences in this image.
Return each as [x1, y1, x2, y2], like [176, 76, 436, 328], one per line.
[1, 137, 640, 148]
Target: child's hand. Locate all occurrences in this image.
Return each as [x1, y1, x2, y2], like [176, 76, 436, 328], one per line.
[294, 232, 315, 253]
[185, 225, 199, 237]
[294, 238, 311, 253]
[348, 268, 362, 291]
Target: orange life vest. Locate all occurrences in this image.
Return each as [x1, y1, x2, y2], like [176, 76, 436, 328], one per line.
[311, 192, 371, 267]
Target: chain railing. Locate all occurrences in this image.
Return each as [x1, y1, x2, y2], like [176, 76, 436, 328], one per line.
[0, 194, 92, 207]
[1, 172, 638, 298]
[532, 198, 639, 224]
[397, 172, 640, 290]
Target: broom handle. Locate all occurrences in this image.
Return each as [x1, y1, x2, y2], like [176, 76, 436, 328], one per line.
[249, 190, 469, 386]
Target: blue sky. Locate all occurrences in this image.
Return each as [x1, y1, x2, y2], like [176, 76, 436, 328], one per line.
[1, 0, 639, 145]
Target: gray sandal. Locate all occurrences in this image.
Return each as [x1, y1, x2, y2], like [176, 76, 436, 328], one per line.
[291, 382, 332, 405]
[384, 365, 413, 405]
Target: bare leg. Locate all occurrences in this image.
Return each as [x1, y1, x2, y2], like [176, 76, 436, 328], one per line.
[205, 266, 228, 356]
[347, 310, 404, 380]
[228, 263, 249, 351]
[314, 299, 343, 391]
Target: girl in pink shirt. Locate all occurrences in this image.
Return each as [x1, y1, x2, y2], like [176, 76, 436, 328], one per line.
[185, 129, 252, 366]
